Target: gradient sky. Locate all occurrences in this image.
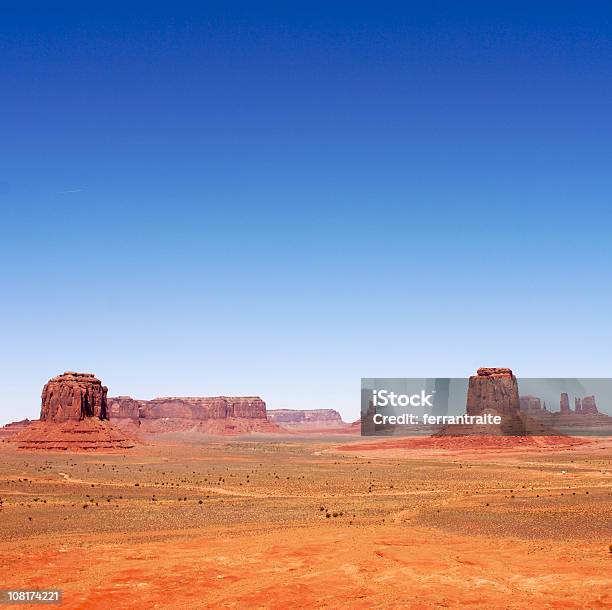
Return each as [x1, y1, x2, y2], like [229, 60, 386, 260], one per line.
[1, 2, 611, 424]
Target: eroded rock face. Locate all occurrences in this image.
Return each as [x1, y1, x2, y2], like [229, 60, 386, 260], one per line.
[520, 396, 542, 412]
[267, 409, 345, 429]
[41, 372, 108, 422]
[107, 395, 278, 435]
[107, 396, 142, 422]
[560, 393, 571, 414]
[138, 396, 267, 420]
[581, 396, 599, 415]
[11, 372, 134, 451]
[466, 368, 520, 417]
[575, 398, 582, 414]
[0, 419, 32, 440]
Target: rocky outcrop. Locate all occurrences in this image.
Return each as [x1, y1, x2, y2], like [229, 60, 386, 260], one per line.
[581, 395, 599, 415]
[41, 372, 108, 422]
[12, 419, 135, 451]
[12, 373, 134, 451]
[466, 368, 520, 417]
[0, 419, 32, 441]
[108, 396, 141, 421]
[555, 394, 598, 416]
[108, 395, 280, 435]
[139, 396, 267, 420]
[267, 409, 345, 429]
[520, 396, 542, 412]
[560, 393, 571, 414]
[437, 367, 547, 436]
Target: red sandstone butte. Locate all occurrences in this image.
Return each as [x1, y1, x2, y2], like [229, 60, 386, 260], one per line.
[437, 367, 530, 436]
[12, 372, 134, 451]
[560, 392, 571, 414]
[467, 368, 520, 417]
[41, 372, 108, 421]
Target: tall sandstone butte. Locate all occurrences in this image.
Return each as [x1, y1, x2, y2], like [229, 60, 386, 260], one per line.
[560, 393, 571, 414]
[41, 372, 108, 421]
[12, 372, 134, 451]
[437, 367, 528, 436]
[466, 368, 520, 417]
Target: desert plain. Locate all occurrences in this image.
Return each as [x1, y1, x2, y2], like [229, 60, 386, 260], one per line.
[0, 434, 610, 609]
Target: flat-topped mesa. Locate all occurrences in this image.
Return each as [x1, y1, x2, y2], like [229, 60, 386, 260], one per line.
[139, 396, 267, 420]
[41, 372, 108, 422]
[466, 368, 520, 417]
[267, 409, 345, 429]
[107, 395, 279, 435]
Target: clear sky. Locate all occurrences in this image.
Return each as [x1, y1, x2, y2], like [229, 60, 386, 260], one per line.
[1, 2, 611, 424]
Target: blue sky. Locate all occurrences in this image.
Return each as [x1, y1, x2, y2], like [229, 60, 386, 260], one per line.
[1, 2, 611, 424]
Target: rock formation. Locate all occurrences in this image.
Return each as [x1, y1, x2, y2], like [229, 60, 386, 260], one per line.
[520, 395, 542, 413]
[267, 409, 348, 431]
[108, 395, 280, 435]
[108, 396, 141, 421]
[139, 396, 267, 420]
[12, 373, 134, 451]
[0, 419, 32, 441]
[575, 397, 582, 414]
[41, 372, 108, 421]
[560, 393, 571, 414]
[437, 368, 555, 436]
[466, 368, 520, 417]
[107, 396, 142, 431]
[581, 395, 599, 415]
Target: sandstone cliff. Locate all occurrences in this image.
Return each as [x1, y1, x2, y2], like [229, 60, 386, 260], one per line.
[466, 368, 521, 417]
[108, 395, 279, 435]
[267, 409, 346, 430]
[41, 372, 108, 421]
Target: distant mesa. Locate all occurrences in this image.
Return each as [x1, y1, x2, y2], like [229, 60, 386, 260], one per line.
[519, 395, 542, 413]
[11, 372, 135, 451]
[267, 409, 350, 432]
[107, 395, 281, 435]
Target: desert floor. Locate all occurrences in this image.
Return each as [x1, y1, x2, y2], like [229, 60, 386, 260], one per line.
[0, 435, 610, 609]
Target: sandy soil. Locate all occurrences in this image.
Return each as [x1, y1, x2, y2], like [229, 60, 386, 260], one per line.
[0, 436, 610, 609]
